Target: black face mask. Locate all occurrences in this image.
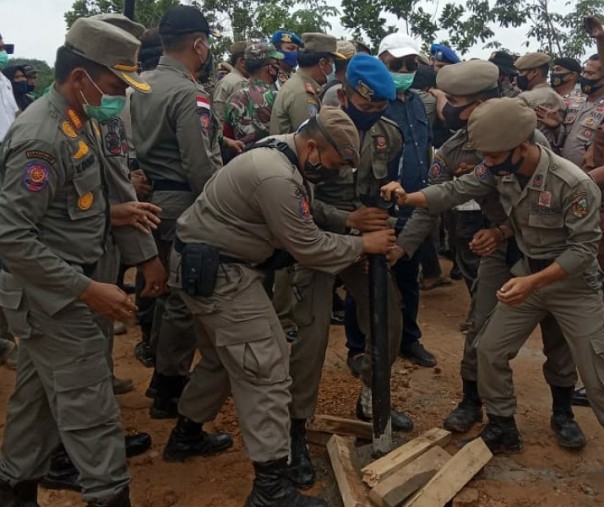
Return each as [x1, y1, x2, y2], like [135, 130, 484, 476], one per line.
[581, 76, 604, 95]
[302, 148, 339, 184]
[442, 101, 475, 131]
[516, 74, 530, 91]
[344, 100, 383, 132]
[486, 148, 525, 177]
[550, 72, 571, 88]
[196, 51, 214, 83]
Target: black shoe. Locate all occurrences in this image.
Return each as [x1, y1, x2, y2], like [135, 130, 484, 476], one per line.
[346, 353, 363, 378]
[148, 373, 188, 419]
[571, 387, 590, 407]
[134, 341, 155, 368]
[288, 419, 315, 489]
[40, 448, 81, 492]
[330, 312, 345, 325]
[443, 381, 483, 433]
[285, 330, 298, 343]
[246, 458, 327, 507]
[479, 414, 523, 454]
[550, 385, 586, 449]
[450, 265, 463, 280]
[400, 341, 437, 368]
[163, 416, 233, 462]
[356, 397, 414, 432]
[125, 432, 152, 457]
[87, 487, 131, 507]
[0, 479, 40, 507]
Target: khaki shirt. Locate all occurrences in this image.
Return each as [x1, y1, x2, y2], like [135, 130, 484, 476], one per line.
[518, 83, 566, 146]
[412, 146, 601, 276]
[0, 88, 107, 315]
[311, 117, 403, 233]
[177, 134, 362, 274]
[130, 56, 222, 220]
[560, 97, 604, 167]
[269, 70, 321, 135]
[212, 67, 248, 125]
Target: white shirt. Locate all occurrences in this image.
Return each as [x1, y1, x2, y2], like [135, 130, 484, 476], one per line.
[0, 72, 19, 142]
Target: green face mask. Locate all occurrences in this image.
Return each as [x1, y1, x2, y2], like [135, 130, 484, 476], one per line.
[80, 71, 126, 121]
[0, 51, 9, 69]
[390, 71, 416, 93]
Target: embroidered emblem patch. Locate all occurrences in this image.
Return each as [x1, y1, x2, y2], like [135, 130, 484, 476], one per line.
[61, 121, 77, 139]
[23, 162, 49, 192]
[572, 192, 589, 218]
[375, 136, 387, 153]
[66, 108, 83, 130]
[196, 96, 211, 133]
[78, 192, 94, 211]
[532, 174, 543, 188]
[474, 163, 488, 180]
[26, 150, 55, 165]
[73, 141, 90, 160]
[429, 159, 443, 180]
[307, 103, 318, 117]
[538, 191, 551, 208]
[299, 195, 311, 220]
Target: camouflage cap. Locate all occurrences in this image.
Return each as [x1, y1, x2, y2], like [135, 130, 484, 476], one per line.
[65, 17, 150, 93]
[90, 13, 146, 39]
[244, 43, 284, 64]
[468, 98, 536, 152]
[436, 60, 499, 96]
[316, 106, 361, 167]
[514, 52, 550, 71]
[301, 33, 345, 58]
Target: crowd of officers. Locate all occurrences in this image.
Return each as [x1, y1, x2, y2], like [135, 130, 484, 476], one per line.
[1, 5, 604, 507]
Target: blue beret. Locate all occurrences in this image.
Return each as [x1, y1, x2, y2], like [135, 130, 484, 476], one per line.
[271, 30, 303, 47]
[430, 43, 460, 64]
[346, 53, 396, 102]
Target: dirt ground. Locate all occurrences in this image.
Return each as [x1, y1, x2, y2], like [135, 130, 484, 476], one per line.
[1, 263, 604, 507]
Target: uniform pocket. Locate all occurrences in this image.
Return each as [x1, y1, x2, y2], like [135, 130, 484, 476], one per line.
[54, 354, 118, 431]
[67, 170, 105, 221]
[0, 285, 31, 340]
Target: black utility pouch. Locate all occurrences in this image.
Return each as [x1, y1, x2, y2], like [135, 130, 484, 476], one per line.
[180, 243, 220, 297]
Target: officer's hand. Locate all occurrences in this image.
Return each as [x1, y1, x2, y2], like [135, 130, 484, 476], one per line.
[347, 207, 390, 232]
[470, 228, 502, 257]
[496, 276, 536, 306]
[79, 281, 138, 321]
[140, 256, 167, 298]
[535, 106, 561, 128]
[361, 229, 396, 254]
[386, 245, 405, 266]
[131, 169, 152, 199]
[111, 201, 161, 234]
[381, 182, 407, 206]
[223, 137, 245, 155]
[584, 15, 604, 39]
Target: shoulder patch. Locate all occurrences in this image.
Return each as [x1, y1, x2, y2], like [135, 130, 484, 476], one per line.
[307, 103, 318, 117]
[61, 121, 77, 139]
[429, 158, 444, 180]
[197, 95, 211, 134]
[298, 194, 311, 220]
[571, 192, 589, 218]
[23, 162, 50, 192]
[304, 82, 317, 95]
[474, 162, 488, 181]
[26, 150, 55, 165]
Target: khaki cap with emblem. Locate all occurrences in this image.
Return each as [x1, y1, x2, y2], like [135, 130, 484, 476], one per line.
[336, 40, 357, 60]
[90, 13, 146, 39]
[245, 43, 284, 64]
[467, 98, 537, 152]
[65, 17, 150, 93]
[301, 33, 345, 58]
[437, 60, 499, 96]
[314, 106, 361, 167]
[514, 52, 551, 71]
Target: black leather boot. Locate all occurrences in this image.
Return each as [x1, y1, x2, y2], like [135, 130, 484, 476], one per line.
[550, 385, 586, 449]
[246, 458, 327, 507]
[163, 416, 233, 462]
[479, 414, 523, 454]
[87, 486, 131, 507]
[356, 396, 414, 432]
[149, 373, 188, 419]
[288, 419, 315, 489]
[443, 380, 483, 433]
[0, 479, 40, 507]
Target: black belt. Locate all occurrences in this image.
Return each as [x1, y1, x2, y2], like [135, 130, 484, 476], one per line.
[2, 262, 96, 277]
[527, 257, 554, 274]
[174, 237, 242, 264]
[152, 179, 192, 192]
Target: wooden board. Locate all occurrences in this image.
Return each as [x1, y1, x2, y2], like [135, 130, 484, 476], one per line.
[327, 435, 369, 507]
[309, 415, 373, 440]
[306, 429, 332, 447]
[452, 487, 479, 507]
[405, 438, 492, 507]
[361, 428, 452, 487]
[368, 447, 451, 507]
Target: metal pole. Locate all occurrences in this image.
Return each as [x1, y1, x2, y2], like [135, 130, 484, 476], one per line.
[369, 252, 392, 455]
[124, 0, 136, 20]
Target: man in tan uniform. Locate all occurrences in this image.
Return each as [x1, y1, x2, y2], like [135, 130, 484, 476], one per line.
[0, 18, 148, 507]
[165, 107, 395, 506]
[515, 52, 566, 146]
[383, 98, 604, 454]
[212, 40, 249, 125]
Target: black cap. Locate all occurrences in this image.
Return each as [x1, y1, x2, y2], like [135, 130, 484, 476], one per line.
[159, 6, 210, 37]
[553, 57, 582, 74]
[489, 51, 518, 76]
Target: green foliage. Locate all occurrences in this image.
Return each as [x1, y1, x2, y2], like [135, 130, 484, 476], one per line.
[7, 58, 54, 94]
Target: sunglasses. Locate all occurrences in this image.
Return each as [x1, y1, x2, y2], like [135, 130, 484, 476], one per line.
[389, 59, 419, 73]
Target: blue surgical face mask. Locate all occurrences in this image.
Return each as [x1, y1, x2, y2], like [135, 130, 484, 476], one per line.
[282, 50, 298, 69]
[80, 70, 126, 121]
[390, 71, 416, 93]
[0, 50, 9, 69]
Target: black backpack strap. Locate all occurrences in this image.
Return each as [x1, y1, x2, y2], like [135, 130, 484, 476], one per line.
[246, 138, 298, 167]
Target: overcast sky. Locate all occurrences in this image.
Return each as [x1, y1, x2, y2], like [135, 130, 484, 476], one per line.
[0, 0, 595, 66]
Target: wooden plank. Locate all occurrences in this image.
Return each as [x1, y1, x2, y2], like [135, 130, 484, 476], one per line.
[368, 447, 451, 507]
[361, 428, 452, 487]
[327, 435, 369, 507]
[306, 429, 332, 447]
[405, 438, 492, 507]
[452, 487, 479, 507]
[309, 415, 373, 440]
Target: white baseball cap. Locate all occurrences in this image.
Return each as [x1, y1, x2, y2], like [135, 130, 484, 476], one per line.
[378, 32, 420, 58]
